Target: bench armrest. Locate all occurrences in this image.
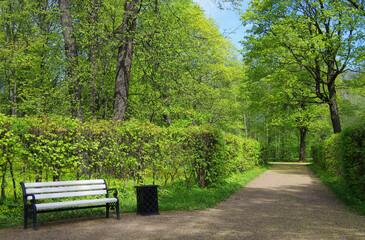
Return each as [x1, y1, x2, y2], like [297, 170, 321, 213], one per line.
[107, 188, 118, 198]
[25, 194, 36, 204]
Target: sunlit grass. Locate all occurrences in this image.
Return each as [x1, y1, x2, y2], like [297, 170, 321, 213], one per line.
[0, 165, 270, 229]
[159, 165, 270, 211]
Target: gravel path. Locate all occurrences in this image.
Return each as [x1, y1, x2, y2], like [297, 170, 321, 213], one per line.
[1, 163, 364, 239]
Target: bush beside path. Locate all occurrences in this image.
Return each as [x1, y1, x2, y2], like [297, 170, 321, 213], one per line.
[1, 163, 364, 240]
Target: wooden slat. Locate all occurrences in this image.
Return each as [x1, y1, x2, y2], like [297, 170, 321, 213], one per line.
[27, 190, 107, 201]
[26, 184, 106, 194]
[23, 179, 105, 188]
[35, 198, 117, 210]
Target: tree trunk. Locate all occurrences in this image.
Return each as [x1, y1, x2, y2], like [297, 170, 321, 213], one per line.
[299, 126, 307, 162]
[243, 112, 248, 137]
[59, 0, 84, 120]
[8, 67, 17, 116]
[112, 0, 139, 121]
[327, 79, 342, 133]
[314, 60, 342, 134]
[89, 0, 99, 119]
[328, 100, 341, 133]
[8, 159, 17, 200]
[1, 163, 7, 200]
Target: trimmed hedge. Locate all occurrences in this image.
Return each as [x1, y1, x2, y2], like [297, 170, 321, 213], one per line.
[311, 134, 342, 174]
[340, 124, 365, 198]
[224, 132, 262, 172]
[0, 114, 262, 200]
[311, 123, 365, 199]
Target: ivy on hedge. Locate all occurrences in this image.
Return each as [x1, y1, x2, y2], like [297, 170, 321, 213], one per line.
[0, 114, 262, 199]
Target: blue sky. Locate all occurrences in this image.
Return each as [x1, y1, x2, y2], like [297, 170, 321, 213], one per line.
[192, 0, 250, 49]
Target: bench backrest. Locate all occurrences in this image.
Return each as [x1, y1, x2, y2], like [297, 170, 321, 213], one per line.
[21, 179, 109, 201]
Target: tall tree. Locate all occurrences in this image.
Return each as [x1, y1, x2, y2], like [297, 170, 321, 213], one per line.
[0, 0, 62, 117]
[59, 0, 84, 120]
[89, 0, 100, 119]
[113, 0, 140, 121]
[0, 0, 26, 116]
[129, 0, 242, 127]
[0, 0, 243, 127]
[244, 68, 322, 161]
[243, 0, 365, 133]
[242, 29, 331, 161]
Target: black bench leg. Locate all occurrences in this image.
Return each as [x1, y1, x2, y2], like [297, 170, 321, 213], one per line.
[106, 203, 110, 218]
[24, 209, 28, 229]
[116, 201, 120, 220]
[33, 207, 38, 231]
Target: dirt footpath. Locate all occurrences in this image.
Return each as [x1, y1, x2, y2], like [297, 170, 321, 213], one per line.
[1, 163, 364, 240]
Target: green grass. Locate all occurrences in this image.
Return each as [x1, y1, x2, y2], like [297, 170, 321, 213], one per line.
[309, 165, 365, 215]
[159, 165, 271, 211]
[0, 165, 270, 229]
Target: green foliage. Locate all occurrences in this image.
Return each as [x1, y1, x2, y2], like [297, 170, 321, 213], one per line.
[340, 123, 365, 198]
[224, 132, 262, 171]
[128, 0, 242, 127]
[182, 125, 228, 188]
[311, 123, 365, 201]
[0, 114, 264, 227]
[242, 0, 365, 134]
[0, 115, 262, 201]
[311, 134, 342, 174]
[311, 142, 323, 168]
[0, 0, 243, 128]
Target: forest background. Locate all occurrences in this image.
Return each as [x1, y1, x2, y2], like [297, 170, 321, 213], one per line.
[2, 0, 363, 160]
[0, 0, 364, 225]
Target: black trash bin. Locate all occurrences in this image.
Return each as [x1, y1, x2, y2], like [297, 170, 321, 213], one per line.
[135, 185, 159, 215]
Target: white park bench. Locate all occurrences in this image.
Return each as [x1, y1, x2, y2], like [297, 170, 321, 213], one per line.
[20, 179, 120, 230]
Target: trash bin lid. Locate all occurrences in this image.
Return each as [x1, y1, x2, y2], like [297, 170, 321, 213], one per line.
[134, 185, 159, 188]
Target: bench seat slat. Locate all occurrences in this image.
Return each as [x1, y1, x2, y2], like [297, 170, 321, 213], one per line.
[26, 185, 106, 194]
[24, 179, 105, 188]
[28, 190, 107, 201]
[35, 198, 117, 210]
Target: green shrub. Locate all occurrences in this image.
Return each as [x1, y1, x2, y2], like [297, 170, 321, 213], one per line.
[224, 133, 261, 172]
[311, 141, 323, 167]
[311, 135, 341, 174]
[340, 123, 365, 198]
[311, 123, 365, 201]
[323, 134, 342, 174]
[0, 115, 263, 200]
[183, 125, 230, 188]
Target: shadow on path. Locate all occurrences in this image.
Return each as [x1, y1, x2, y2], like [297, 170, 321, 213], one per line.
[1, 164, 364, 239]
